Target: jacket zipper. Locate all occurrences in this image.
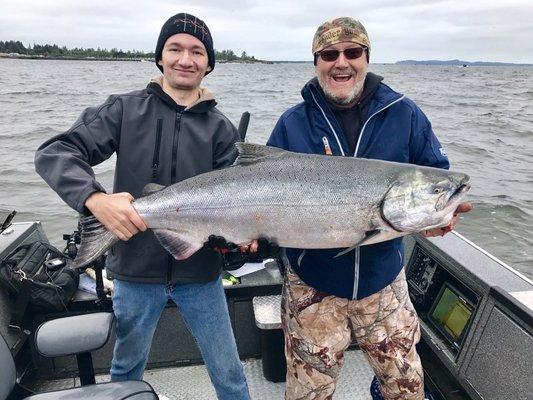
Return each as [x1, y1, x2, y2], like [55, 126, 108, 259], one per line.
[171, 112, 182, 183]
[310, 89, 345, 156]
[322, 137, 333, 155]
[352, 248, 360, 299]
[311, 88, 405, 300]
[151, 119, 163, 180]
[351, 95, 405, 299]
[168, 111, 183, 283]
[297, 250, 307, 267]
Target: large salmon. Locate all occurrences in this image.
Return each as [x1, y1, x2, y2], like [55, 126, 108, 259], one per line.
[72, 143, 470, 268]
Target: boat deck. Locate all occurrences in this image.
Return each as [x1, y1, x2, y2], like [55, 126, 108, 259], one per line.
[30, 350, 375, 399]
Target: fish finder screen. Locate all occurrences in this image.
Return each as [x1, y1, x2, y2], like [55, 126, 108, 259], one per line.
[429, 283, 474, 349]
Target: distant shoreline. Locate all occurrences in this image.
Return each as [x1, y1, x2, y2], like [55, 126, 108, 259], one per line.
[1, 54, 531, 66]
[396, 59, 533, 67]
[0, 54, 273, 64]
[0, 54, 144, 62]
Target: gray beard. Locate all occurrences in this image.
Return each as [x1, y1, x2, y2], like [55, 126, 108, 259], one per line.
[319, 72, 366, 106]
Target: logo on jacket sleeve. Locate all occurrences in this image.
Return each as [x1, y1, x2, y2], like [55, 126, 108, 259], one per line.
[439, 147, 447, 157]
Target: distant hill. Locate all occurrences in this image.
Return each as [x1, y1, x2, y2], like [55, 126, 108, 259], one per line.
[396, 59, 532, 67]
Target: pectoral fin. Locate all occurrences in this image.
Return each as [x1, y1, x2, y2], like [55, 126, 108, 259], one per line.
[333, 230, 380, 258]
[333, 246, 357, 258]
[358, 230, 407, 246]
[153, 229, 203, 260]
[333, 229, 407, 258]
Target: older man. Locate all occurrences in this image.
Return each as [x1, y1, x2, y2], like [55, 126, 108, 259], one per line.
[35, 13, 250, 400]
[267, 17, 471, 400]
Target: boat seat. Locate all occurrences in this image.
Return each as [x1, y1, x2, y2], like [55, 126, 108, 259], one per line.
[35, 312, 114, 357]
[23, 380, 158, 399]
[0, 313, 158, 400]
[252, 295, 286, 382]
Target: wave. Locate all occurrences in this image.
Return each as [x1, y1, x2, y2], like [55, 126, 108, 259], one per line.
[2, 90, 44, 95]
[470, 199, 533, 218]
[0, 127, 61, 140]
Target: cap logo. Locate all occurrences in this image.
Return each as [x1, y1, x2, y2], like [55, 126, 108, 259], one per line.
[316, 27, 341, 48]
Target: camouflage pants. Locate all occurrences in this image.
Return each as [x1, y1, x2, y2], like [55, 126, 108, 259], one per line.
[282, 267, 424, 400]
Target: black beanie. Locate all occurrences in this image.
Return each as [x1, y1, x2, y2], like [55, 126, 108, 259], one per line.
[155, 13, 215, 75]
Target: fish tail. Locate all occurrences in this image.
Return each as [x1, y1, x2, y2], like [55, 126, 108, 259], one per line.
[72, 215, 118, 268]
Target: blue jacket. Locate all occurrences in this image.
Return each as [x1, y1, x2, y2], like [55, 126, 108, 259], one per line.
[267, 78, 449, 300]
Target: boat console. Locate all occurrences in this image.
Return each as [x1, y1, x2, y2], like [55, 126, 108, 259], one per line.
[404, 232, 533, 400]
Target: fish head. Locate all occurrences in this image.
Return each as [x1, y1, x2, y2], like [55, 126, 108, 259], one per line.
[381, 168, 470, 233]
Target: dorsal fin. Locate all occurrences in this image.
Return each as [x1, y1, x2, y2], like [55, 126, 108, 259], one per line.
[233, 143, 286, 166]
[142, 183, 166, 196]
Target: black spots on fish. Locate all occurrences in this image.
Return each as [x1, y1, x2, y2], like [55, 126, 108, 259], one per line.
[176, 207, 180, 213]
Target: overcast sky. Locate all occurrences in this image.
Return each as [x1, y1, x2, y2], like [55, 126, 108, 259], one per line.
[1, 0, 532, 63]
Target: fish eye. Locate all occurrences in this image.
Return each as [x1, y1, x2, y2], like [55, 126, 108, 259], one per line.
[433, 186, 444, 194]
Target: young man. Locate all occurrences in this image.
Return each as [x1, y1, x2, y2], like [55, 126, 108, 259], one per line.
[267, 17, 472, 400]
[35, 13, 250, 400]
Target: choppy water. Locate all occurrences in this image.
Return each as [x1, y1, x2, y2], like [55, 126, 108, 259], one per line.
[0, 59, 532, 279]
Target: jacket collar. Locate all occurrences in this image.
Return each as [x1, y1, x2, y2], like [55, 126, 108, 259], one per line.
[300, 73, 404, 157]
[147, 75, 217, 113]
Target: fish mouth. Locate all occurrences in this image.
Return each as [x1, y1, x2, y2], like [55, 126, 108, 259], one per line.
[447, 183, 470, 207]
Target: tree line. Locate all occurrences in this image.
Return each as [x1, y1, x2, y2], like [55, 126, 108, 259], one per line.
[0, 40, 256, 61]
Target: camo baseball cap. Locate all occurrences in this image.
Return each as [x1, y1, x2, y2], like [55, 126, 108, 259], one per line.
[312, 17, 370, 54]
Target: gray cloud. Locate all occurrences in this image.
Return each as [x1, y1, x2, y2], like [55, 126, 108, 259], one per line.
[0, 0, 531, 63]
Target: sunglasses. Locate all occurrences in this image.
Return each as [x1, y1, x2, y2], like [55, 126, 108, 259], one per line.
[317, 47, 366, 62]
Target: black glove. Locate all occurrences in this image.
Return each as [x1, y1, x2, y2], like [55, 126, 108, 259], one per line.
[205, 235, 240, 254]
[206, 235, 247, 271]
[247, 237, 281, 262]
[205, 235, 281, 271]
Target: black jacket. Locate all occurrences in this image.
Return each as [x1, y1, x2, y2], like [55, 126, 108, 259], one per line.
[35, 77, 239, 284]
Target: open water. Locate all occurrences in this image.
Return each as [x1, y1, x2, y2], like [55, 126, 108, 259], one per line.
[0, 59, 532, 279]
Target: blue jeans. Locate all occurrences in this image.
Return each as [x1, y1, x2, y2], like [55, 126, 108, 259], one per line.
[110, 276, 250, 400]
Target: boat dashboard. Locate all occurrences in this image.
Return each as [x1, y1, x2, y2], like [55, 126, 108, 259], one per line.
[404, 232, 533, 400]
